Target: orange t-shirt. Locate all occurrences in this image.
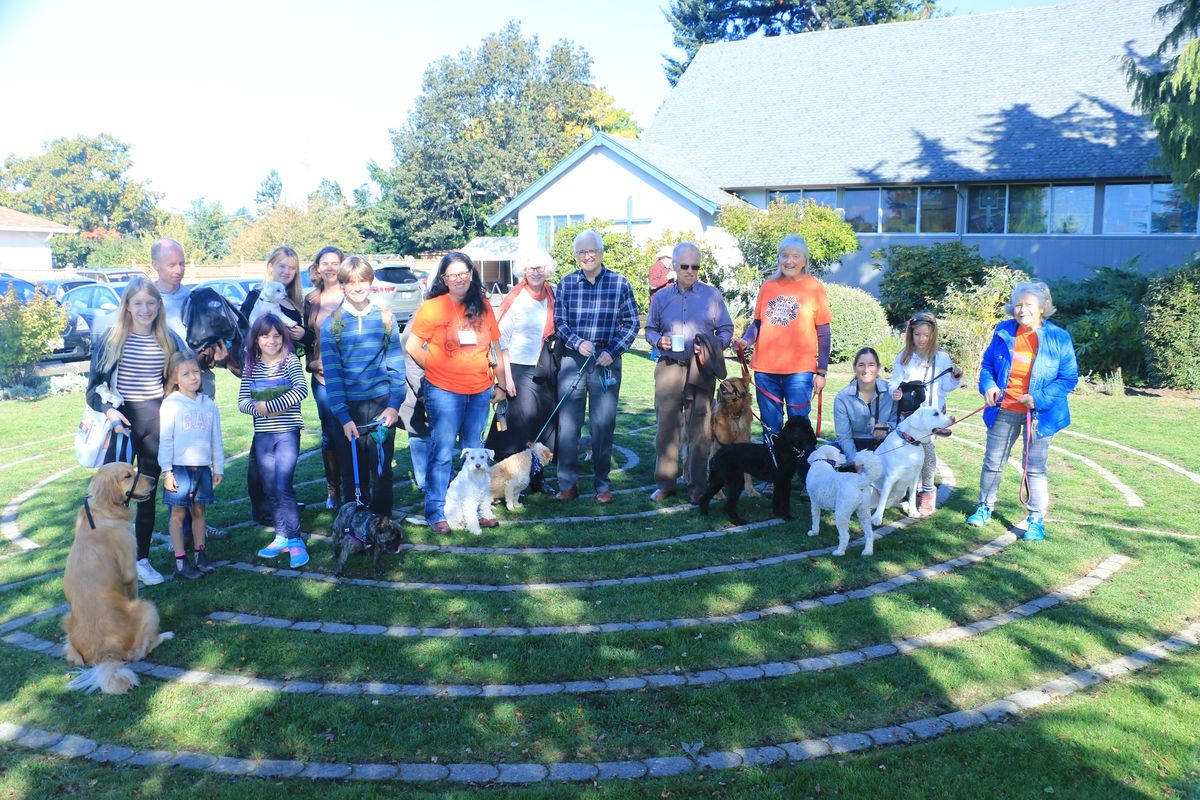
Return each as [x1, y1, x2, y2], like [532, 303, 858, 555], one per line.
[749, 274, 832, 374]
[410, 295, 501, 395]
[1001, 326, 1039, 412]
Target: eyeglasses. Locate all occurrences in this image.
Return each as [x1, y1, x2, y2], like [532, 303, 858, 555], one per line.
[676, 264, 700, 271]
[574, 249, 599, 258]
[444, 271, 471, 282]
[525, 266, 547, 273]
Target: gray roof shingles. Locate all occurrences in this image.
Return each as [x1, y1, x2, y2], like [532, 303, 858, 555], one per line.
[643, 0, 1168, 187]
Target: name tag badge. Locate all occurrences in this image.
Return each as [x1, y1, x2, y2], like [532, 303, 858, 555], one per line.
[458, 328, 478, 346]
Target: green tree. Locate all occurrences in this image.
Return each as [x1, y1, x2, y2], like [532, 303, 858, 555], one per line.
[255, 169, 283, 211]
[186, 199, 231, 261]
[0, 133, 157, 266]
[663, 0, 938, 85]
[373, 22, 640, 251]
[1125, 0, 1200, 203]
[717, 199, 859, 279]
[310, 179, 345, 207]
[229, 196, 364, 261]
[0, 286, 67, 385]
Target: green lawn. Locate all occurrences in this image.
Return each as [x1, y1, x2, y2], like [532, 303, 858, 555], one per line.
[2, 356, 1199, 799]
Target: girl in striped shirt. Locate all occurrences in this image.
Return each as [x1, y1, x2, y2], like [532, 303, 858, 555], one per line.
[238, 314, 310, 567]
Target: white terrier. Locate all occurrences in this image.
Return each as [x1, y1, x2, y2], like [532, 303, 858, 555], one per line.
[248, 280, 288, 327]
[445, 448, 498, 535]
[871, 406, 952, 526]
[806, 444, 883, 556]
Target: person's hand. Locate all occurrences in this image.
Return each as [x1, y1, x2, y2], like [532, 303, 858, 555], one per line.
[213, 473, 223, 487]
[872, 424, 889, 441]
[211, 341, 228, 364]
[733, 339, 747, 354]
[892, 388, 904, 402]
[162, 471, 177, 492]
[659, 335, 672, 350]
[105, 408, 130, 434]
[950, 365, 964, 380]
[253, 400, 270, 416]
[984, 387, 1002, 407]
[578, 340, 595, 358]
[377, 407, 399, 428]
[343, 421, 360, 441]
[1018, 393, 1035, 410]
[813, 373, 826, 392]
[596, 351, 614, 367]
[504, 377, 517, 397]
[288, 325, 304, 341]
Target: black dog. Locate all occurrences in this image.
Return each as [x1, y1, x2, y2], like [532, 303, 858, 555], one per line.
[699, 415, 817, 525]
[330, 502, 403, 577]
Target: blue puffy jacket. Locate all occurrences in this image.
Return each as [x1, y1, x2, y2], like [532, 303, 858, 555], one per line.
[978, 319, 1078, 438]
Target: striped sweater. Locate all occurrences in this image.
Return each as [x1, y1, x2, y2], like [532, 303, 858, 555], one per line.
[237, 353, 308, 433]
[319, 303, 405, 425]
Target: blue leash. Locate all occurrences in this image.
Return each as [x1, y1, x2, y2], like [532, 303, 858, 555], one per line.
[531, 353, 594, 445]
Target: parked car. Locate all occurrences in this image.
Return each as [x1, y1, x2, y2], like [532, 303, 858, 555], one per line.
[370, 263, 424, 327]
[2, 277, 92, 361]
[61, 282, 128, 342]
[36, 277, 96, 301]
[194, 279, 251, 306]
[73, 267, 146, 283]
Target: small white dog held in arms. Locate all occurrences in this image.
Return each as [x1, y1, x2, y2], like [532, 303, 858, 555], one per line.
[871, 406, 953, 526]
[445, 447, 498, 535]
[490, 442, 554, 511]
[805, 445, 883, 556]
[248, 280, 288, 327]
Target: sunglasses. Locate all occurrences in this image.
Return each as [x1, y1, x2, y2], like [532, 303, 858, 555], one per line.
[676, 264, 700, 271]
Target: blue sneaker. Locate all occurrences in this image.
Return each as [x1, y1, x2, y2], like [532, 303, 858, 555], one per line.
[257, 534, 289, 559]
[1024, 515, 1045, 541]
[288, 539, 310, 569]
[966, 503, 992, 527]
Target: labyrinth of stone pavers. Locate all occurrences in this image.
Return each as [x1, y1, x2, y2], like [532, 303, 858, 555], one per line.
[1, 379, 1198, 788]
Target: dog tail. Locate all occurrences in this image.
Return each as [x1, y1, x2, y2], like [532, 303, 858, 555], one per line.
[67, 661, 139, 695]
[855, 451, 883, 487]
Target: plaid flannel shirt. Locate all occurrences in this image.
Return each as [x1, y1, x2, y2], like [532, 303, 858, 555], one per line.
[553, 266, 640, 359]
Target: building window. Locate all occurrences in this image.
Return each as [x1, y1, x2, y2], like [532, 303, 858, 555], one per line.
[919, 187, 958, 233]
[843, 189, 880, 233]
[968, 183, 1096, 234]
[536, 214, 584, 250]
[803, 189, 837, 208]
[1049, 185, 1095, 234]
[1103, 184, 1150, 234]
[967, 186, 1007, 233]
[1007, 185, 1049, 234]
[1152, 183, 1198, 233]
[770, 190, 802, 204]
[882, 188, 917, 233]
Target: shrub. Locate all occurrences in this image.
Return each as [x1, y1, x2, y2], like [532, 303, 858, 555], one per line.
[0, 287, 68, 386]
[549, 219, 642, 309]
[933, 266, 1031, 381]
[1050, 265, 1150, 381]
[824, 283, 890, 363]
[874, 241, 1021, 325]
[1143, 258, 1200, 390]
[872, 329, 902, 371]
[717, 199, 859, 280]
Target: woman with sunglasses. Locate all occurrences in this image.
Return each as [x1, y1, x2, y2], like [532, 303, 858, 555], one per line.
[405, 252, 510, 534]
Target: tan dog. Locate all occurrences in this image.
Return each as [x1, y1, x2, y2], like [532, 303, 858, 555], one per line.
[61, 462, 173, 694]
[710, 376, 760, 498]
[489, 442, 554, 511]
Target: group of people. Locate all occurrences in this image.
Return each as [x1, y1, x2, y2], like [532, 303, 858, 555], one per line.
[82, 229, 1079, 585]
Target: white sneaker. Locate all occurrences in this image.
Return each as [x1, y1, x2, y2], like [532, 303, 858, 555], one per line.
[136, 558, 165, 586]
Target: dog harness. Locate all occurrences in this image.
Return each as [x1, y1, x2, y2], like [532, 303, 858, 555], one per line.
[83, 497, 96, 530]
[529, 450, 544, 482]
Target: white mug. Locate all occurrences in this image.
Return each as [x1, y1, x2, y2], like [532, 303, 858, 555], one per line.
[670, 334, 686, 352]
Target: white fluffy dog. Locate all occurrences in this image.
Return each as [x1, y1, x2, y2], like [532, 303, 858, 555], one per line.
[871, 406, 952, 526]
[445, 448, 498, 535]
[805, 445, 883, 556]
[248, 280, 288, 326]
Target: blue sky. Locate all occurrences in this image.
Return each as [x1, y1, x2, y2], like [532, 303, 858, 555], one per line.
[0, 0, 1070, 213]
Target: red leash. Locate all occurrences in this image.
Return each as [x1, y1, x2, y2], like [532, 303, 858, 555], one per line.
[1019, 408, 1033, 506]
[735, 348, 822, 429]
[872, 404, 987, 457]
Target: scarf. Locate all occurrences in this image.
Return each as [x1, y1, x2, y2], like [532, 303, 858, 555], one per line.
[496, 279, 556, 340]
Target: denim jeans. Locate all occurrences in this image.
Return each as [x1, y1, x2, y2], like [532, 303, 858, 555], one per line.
[255, 429, 301, 537]
[423, 383, 492, 524]
[979, 408, 1052, 515]
[754, 371, 814, 435]
[311, 377, 340, 450]
[334, 395, 397, 516]
[556, 352, 621, 494]
[407, 434, 429, 490]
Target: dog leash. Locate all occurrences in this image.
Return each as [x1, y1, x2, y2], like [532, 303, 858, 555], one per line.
[734, 348, 823, 437]
[530, 353, 594, 446]
[872, 404, 987, 458]
[1019, 408, 1034, 506]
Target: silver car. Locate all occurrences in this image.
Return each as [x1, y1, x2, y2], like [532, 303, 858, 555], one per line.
[370, 263, 426, 327]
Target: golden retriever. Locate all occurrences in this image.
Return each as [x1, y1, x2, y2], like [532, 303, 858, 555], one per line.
[710, 376, 760, 498]
[489, 442, 554, 511]
[61, 462, 173, 694]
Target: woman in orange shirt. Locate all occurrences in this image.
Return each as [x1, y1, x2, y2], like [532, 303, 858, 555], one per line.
[733, 234, 832, 435]
[405, 252, 510, 534]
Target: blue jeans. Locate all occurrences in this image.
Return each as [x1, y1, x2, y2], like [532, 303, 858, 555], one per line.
[754, 371, 814, 435]
[334, 396, 397, 516]
[311, 377, 340, 450]
[423, 383, 492, 524]
[408, 434, 429, 490]
[255, 429, 300, 538]
[979, 408, 1052, 515]
[556, 352, 621, 494]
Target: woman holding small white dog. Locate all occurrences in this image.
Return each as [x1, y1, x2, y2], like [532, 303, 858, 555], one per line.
[406, 252, 510, 534]
[968, 281, 1078, 541]
[890, 312, 962, 516]
[833, 347, 897, 460]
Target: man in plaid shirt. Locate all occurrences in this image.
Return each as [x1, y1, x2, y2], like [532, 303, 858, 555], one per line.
[553, 230, 640, 504]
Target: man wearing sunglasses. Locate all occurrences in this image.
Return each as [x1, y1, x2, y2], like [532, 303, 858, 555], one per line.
[644, 242, 734, 504]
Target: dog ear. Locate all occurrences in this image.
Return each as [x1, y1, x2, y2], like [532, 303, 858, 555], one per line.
[90, 465, 121, 506]
[460, 448, 470, 461]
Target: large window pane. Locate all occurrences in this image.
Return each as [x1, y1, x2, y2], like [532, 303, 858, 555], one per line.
[1103, 184, 1151, 233]
[843, 189, 879, 233]
[882, 188, 917, 233]
[967, 186, 1006, 233]
[537, 216, 552, 250]
[1008, 185, 1049, 234]
[1151, 183, 1198, 233]
[920, 187, 957, 233]
[802, 189, 837, 208]
[770, 190, 803, 204]
[1049, 185, 1094, 234]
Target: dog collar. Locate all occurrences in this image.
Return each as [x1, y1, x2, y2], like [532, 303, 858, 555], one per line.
[814, 458, 841, 468]
[899, 430, 923, 446]
[83, 497, 96, 530]
[529, 451, 544, 480]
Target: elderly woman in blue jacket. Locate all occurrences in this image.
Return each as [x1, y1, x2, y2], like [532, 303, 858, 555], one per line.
[967, 281, 1078, 540]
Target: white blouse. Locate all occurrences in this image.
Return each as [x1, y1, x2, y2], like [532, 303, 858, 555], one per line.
[499, 290, 549, 366]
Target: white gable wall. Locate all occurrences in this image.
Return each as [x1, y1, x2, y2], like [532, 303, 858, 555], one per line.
[514, 148, 715, 253]
[0, 231, 55, 273]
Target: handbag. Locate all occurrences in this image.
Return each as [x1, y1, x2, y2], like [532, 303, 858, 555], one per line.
[75, 390, 133, 468]
[896, 380, 927, 416]
[531, 332, 563, 385]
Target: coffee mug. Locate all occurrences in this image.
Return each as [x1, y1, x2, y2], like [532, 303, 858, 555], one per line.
[670, 334, 686, 352]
